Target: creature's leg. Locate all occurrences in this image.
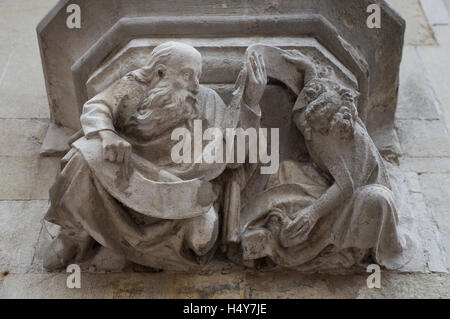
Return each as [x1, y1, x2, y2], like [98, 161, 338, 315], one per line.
[347, 184, 404, 255]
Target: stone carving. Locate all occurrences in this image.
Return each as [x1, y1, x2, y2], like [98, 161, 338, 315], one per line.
[225, 48, 414, 271]
[43, 41, 265, 271]
[43, 41, 414, 273]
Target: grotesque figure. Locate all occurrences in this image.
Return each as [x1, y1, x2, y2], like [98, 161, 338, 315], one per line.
[44, 42, 266, 271]
[234, 50, 413, 271]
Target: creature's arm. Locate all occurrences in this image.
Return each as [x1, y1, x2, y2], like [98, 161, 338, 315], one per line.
[283, 50, 317, 84]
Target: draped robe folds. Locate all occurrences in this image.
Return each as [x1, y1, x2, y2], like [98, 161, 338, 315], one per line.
[238, 105, 415, 271]
[46, 71, 260, 271]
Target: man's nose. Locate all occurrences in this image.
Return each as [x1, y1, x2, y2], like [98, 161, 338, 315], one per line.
[190, 79, 200, 94]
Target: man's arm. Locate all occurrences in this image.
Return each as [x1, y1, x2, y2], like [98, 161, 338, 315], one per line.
[80, 74, 142, 137]
[80, 75, 142, 166]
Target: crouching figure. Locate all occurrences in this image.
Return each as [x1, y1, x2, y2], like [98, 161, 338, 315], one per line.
[233, 50, 414, 271]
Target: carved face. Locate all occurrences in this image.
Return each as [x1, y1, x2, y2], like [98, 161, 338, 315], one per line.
[330, 104, 356, 140]
[125, 44, 203, 140]
[305, 92, 341, 135]
[141, 43, 202, 111]
[162, 44, 202, 96]
[305, 90, 357, 140]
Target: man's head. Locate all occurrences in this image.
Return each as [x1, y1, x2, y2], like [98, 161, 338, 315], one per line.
[150, 41, 202, 94]
[125, 42, 203, 139]
[133, 42, 202, 109]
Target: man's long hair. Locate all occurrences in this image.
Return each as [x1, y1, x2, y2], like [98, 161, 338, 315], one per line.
[131, 41, 179, 83]
[123, 42, 198, 140]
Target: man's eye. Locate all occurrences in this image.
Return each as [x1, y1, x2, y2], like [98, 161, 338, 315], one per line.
[183, 73, 191, 80]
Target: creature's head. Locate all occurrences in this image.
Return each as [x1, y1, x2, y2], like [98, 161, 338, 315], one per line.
[302, 79, 359, 140]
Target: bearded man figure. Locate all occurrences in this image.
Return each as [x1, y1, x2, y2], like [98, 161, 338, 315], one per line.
[43, 42, 266, 271]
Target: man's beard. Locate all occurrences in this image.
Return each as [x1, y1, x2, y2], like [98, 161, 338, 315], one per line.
[124, 80, 198, 141]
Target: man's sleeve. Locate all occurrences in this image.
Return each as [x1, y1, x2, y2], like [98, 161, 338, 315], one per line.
[80, 74, 142, 138]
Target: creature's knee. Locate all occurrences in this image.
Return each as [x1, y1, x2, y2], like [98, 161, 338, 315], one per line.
[355, 184, 396, 219]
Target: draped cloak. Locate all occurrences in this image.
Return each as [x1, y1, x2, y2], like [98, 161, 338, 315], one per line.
[238, 99, 415, 271]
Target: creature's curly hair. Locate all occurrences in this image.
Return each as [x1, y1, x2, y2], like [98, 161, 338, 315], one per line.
[298, 76, 360, 137]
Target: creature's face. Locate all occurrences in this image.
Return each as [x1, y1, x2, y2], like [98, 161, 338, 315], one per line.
[305, 92, 340, 135]
[329, 102, 357, 140]
[305, 91, 357, 140]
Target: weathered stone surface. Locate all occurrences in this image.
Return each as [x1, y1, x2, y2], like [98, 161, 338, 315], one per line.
[386, 0, 436, 46]
[0, 157, 37, 200]
[0, 156, 58, 201]
[404, 172, 422, 193]
[396, 119, 450, 157]
[244, 271, 363, 299]
[395, 47, 439, 120]
[40, 123, 76, 157]
[0, 119, 48, 157]
[420, 173, 450, 265]
[0, 273, 171, 299]
[357, 273, 450, 298]
[445, 0, 450, 13]
[399, 157, 450, 173]
[30, 157, 59, 200]
[0, 201, 48, 274]
[387, 165, 426, 272]
[2, 271, 450, 299]
[419, 0, 450, 25]
[0, 43, 49, 120]
[408, 193, 448, 272]
[418, 26, 450, 133]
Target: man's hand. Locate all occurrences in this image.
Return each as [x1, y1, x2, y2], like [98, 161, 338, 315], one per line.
[280, 206, 319, 247]
[99, 130, 132, 167]
[243, 51, 267, 109]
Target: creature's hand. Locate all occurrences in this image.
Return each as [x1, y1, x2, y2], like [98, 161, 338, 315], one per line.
[280, 206, 319, 247]
[99, 130, 132, 177]
[282, 50, 313, 70]
[243, 51, 267, 109]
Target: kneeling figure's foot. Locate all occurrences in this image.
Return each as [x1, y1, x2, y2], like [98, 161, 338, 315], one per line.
[43, 234, 78, 271]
